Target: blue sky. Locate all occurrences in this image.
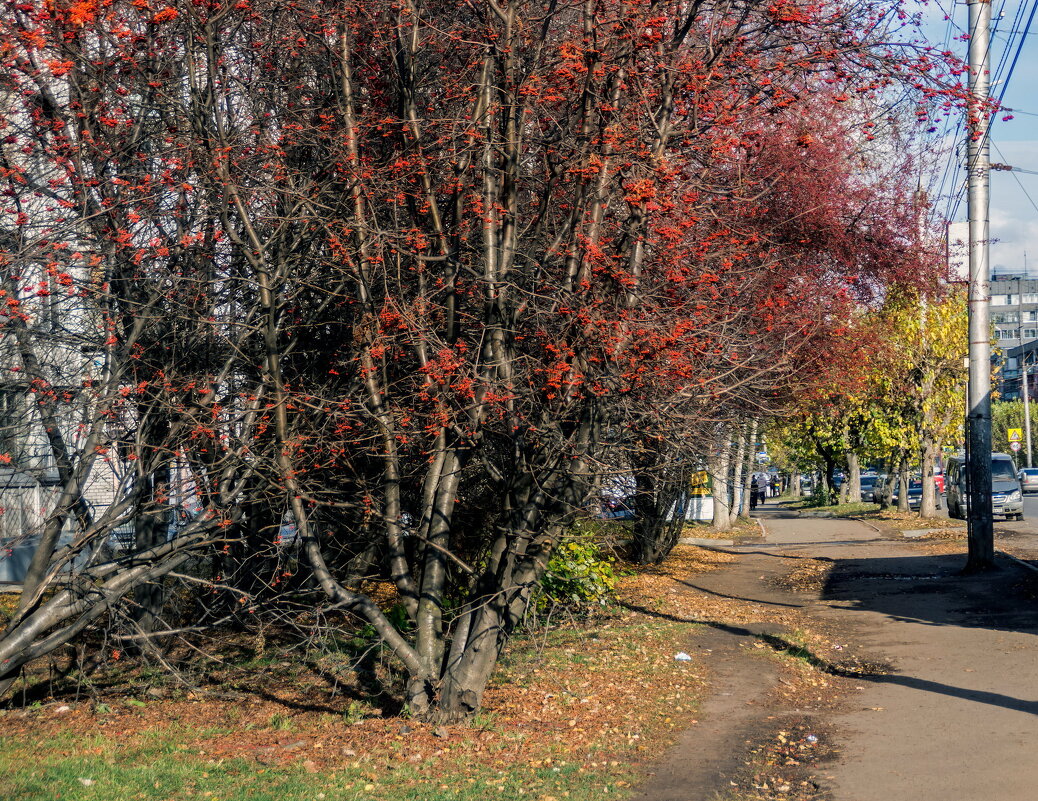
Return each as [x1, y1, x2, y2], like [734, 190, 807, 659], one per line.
[919, 0, 1038, 275]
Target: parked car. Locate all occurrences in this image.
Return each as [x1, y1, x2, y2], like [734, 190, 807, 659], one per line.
[878, 475, 941, 510]
[1019, 468, 1038, 494]
[601, 498, 635, 520]
[905, 479, 942, 511]
[946, 452, 1024, 521]
[872, 473, 891, 505]
[859, 475, 879, 502]
[933, 469, 945, 495]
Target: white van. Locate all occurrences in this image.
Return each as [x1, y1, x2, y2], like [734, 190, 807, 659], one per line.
[946, 452, 1024, 521]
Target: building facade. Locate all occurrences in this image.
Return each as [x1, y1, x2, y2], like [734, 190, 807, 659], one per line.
[991, 277, 1038, 401]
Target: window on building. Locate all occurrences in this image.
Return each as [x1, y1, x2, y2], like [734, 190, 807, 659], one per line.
[992, 294, 1011, 306]
[993, 312, 1020, 324]
[1024, 328, 1038, 339]
[0, 388, 28, 467]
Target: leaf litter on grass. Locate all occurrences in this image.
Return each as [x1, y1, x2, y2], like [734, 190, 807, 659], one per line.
[1, 542, 882, 801]
[0, 544, 736, 801]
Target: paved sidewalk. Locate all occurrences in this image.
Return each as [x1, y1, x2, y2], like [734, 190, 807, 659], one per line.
[744, 509, 1038, 801]
[639, 507, 1038, 801]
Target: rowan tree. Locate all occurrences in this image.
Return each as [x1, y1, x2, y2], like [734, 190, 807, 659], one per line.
[0, 0, 966, 717]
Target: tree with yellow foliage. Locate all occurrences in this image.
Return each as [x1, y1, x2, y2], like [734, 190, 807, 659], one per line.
[773, 286, 967, 516]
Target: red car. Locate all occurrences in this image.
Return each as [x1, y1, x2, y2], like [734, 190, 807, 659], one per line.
[933, 471, 945, 494]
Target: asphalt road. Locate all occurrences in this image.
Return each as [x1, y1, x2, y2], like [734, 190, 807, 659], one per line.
[1013, 492, 1038, 527]
[926, 491, 1038, 544]
[760, 512, 1038, 801]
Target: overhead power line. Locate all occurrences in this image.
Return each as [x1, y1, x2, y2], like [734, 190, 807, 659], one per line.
[993, 0, 1038, 111]
[943, 0, 1038, 225]
[991, 162, 1038, 176]
[991, 141, 1038, 217]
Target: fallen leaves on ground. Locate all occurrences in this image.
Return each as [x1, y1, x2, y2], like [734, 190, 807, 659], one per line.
[866, 510, 964, 532]
[0, 544, 737, 800]
[680, 518, 762, 540]
[768, 560, 833, 594]
[0, 541, 878, 801]
[721, 713, 839, 801]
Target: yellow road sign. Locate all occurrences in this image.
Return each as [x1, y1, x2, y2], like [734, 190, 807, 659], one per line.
[688, 470, 712, 497]
[1009, 428, 1023, 443]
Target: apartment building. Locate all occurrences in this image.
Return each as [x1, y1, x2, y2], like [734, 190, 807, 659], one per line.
[991, 276, 1038, 401]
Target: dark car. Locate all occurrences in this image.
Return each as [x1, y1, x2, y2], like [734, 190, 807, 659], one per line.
[905, 479, 941, 511]
[884, 478, 941, 511]
[947, 453, 1023, 520]
[1019, 468, 1038, 494]
[872, 473, 891, 505]
[859, 475, 879, 502]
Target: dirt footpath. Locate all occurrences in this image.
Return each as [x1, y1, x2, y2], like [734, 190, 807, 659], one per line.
[637, 507, 1038, 801]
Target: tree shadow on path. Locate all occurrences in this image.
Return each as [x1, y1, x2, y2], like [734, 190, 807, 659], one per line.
[813, 551, 1038, 714]
[633, 544, 1038, 718]
[820, 551, 1038, 633]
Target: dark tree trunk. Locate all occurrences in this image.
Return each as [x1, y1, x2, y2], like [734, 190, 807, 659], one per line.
[879, 454, 900, 509]
[822, 458, 837, 499]
[131, 463, 172, 639]
[235, 490, 288, 598]
[429, 461, 591, 721]
[897, 457, 911, 512]
[630, 439, 687, 564]
[632, 464, 663, 561]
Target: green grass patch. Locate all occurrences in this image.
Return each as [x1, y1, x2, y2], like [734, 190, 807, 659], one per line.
[0, 616, 705, 801]
[784, 500, 880, 517]
[0, 541, 725, 801]
[0, 731, 615, 801]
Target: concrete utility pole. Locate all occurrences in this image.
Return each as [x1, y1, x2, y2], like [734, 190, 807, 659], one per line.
[1025, 352, 1034, 468]
[966, 0, 995, 570]
[1017, 279, 1033, 467]
[1022, 258, 1034, 467]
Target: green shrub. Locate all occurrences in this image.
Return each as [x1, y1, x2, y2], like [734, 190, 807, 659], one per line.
[805, 484, 834, 507]
[538, 539, 618, 611]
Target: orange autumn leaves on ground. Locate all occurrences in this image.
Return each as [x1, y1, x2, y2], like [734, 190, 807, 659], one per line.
[0, 545, 734, 795]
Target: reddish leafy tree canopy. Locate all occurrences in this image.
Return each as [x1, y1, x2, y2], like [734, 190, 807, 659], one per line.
[0, 0, 962, 717]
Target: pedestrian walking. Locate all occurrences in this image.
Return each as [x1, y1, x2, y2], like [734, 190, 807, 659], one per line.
[749, 475, 759, 510]
[756, 472, 768, 506]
